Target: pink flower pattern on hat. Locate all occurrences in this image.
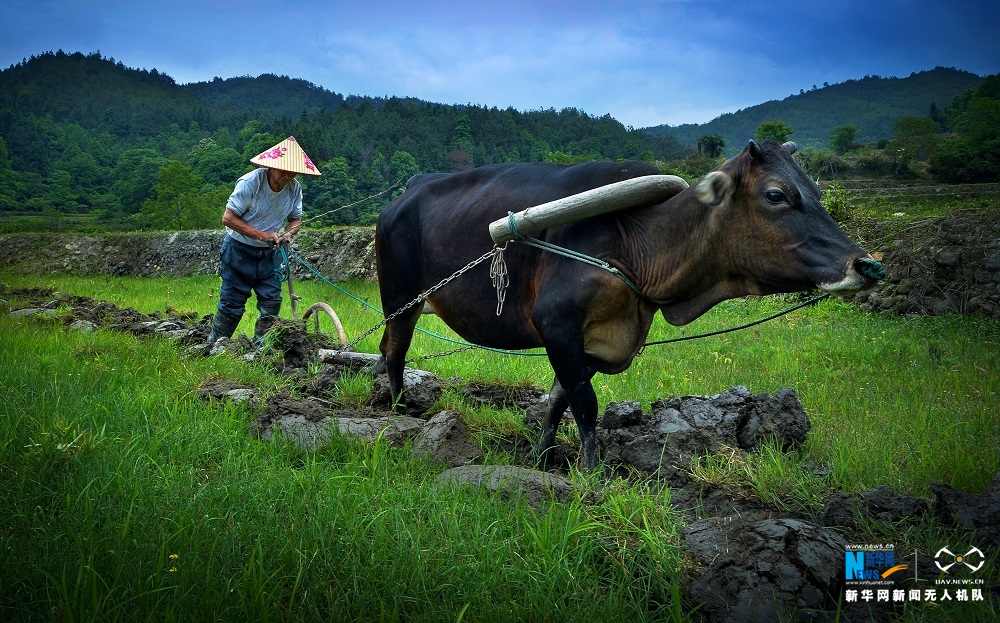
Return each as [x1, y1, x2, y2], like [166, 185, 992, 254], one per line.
[259, 146, 287, 160]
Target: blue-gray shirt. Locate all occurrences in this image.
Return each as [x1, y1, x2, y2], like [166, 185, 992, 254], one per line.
[225, 168, 303, 247]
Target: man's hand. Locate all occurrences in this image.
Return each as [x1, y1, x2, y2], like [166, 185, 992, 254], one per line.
[278, 231, 294, 246]
[262, 231, 282, 247]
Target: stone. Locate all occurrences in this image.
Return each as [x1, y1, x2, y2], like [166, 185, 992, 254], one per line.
[435, 465, 593, 509]
[683, 515, 847, 623]
[367, 367, 443, 416]
[411, 411, 484, 467]
[601, 400, 643, 429]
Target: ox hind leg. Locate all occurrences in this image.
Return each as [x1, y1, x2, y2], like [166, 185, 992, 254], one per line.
[377, 306, 422, 412]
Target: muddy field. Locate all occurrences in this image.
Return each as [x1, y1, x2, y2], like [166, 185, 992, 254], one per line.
[4, 285, 997, 622]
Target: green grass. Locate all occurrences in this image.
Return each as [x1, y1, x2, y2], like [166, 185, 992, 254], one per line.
[2, 272, 999, 621]
[0, 309, 688, 622]
[4, 273, 998, 495]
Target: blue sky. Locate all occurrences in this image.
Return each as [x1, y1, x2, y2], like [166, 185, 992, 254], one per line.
[3, 0, 998, 128]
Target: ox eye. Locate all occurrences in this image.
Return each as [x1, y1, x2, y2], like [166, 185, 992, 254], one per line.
[765, 189, 787, 205]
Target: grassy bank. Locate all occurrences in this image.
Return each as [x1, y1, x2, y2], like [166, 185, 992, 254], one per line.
[2, 273, 998, 621]
[6, 272, 997, 494]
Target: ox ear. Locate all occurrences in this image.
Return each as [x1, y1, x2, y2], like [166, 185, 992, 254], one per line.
[782, 141, 797, 155]
[747, 139, 761, 161]
[694, 171, 733, 207]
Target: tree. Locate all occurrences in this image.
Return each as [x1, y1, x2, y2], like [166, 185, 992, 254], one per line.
[111, 148, 168, 214]
[829, 125, 858, 155]
[388, 151, 420, 187]
[891, 116, 941, 161]
[755, 120, 794, 143]
[140, 160, 214, 229]
[928, 102, 946, 129]
[191, 144, 244, 186]
[545, 150, 599, 164]
[932, 80, 1000, 182]
[696, 134, 725, 158]
[306, 156, 359, 226]
[0, 135, 20, 210]
[448, 114, 475, 170]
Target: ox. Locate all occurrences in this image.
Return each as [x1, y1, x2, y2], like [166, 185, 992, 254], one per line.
[375, 140, 882, 469]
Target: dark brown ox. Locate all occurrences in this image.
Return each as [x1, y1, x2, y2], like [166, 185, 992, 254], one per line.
[374, 140, 882, 469]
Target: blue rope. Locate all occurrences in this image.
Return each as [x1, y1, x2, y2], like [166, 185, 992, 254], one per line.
[507, 212, 644, 297]
[274, 245, 291, 282]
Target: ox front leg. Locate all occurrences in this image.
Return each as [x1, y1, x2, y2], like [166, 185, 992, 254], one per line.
[546, 361, 600, 471]
[533, 379, 570, 467]
[563, 375, 601, 471]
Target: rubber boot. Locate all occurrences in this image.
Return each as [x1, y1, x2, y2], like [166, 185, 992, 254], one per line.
[252, 300, 283, 348]
[207, 310, 242, 345]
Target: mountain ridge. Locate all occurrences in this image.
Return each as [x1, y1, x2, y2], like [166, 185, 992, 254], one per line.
[641, 67, 983, 153]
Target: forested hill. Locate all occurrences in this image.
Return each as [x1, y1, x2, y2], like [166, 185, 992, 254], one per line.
[0, 50, 693, 227]
[1, 51, 995, 233]
[643, 67, 983, 153]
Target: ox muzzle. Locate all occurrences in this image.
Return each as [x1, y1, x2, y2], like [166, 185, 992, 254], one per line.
[819, 256, 884, 295]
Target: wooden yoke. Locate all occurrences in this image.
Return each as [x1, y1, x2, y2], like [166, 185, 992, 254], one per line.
[488, 174, 688, 244]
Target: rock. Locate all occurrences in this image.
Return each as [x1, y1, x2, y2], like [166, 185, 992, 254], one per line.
[737, 387, 811, 451]
[8, 307, 58, 318]
[860, 485, 929, 522]
[821, 486, 929, 530]
[248, 382, 432, 450]
[931, 473, 1000, 549]
[411, 411, 484, 467]
[683, 515, 847, 623]
[601, 400, 643, 429]
[367, 367, 443, 416]
[984, 249, 1000, 271]
[462, 380, 546, 410]
[599, 387, 810, 481]
[820, 491, 861, 529]
[68, 319, 97, 332]
[251, 389, 426, 451]
[934, 245, 962, 267]
[334, 415, 425, 445]
[435, 465, 594, 509]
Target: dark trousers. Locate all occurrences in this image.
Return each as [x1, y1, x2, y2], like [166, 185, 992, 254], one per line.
[218, 236, 282, 317]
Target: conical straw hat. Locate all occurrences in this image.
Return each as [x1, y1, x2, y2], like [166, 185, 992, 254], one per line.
[249, 136, 321, 176]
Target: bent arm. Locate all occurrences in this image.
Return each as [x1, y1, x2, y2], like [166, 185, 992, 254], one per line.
[222, 208, 281, 246]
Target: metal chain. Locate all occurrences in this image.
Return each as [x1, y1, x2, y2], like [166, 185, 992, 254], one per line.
[344, 246, 501, 351]
[407, 345, 476, 363]
[490, 243, 510, 316]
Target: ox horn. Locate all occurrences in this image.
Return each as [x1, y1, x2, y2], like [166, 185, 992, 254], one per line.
[782, 141, 797, 154]
[488, 175, 689, 244]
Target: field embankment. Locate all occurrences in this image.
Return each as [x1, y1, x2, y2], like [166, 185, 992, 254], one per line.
[2, 206, 999, 320]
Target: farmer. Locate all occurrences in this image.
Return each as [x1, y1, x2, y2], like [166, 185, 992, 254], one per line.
[207, 136, 322, 346]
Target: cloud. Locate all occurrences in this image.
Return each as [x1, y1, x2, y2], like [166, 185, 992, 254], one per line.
[2, 0, 998, 128]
